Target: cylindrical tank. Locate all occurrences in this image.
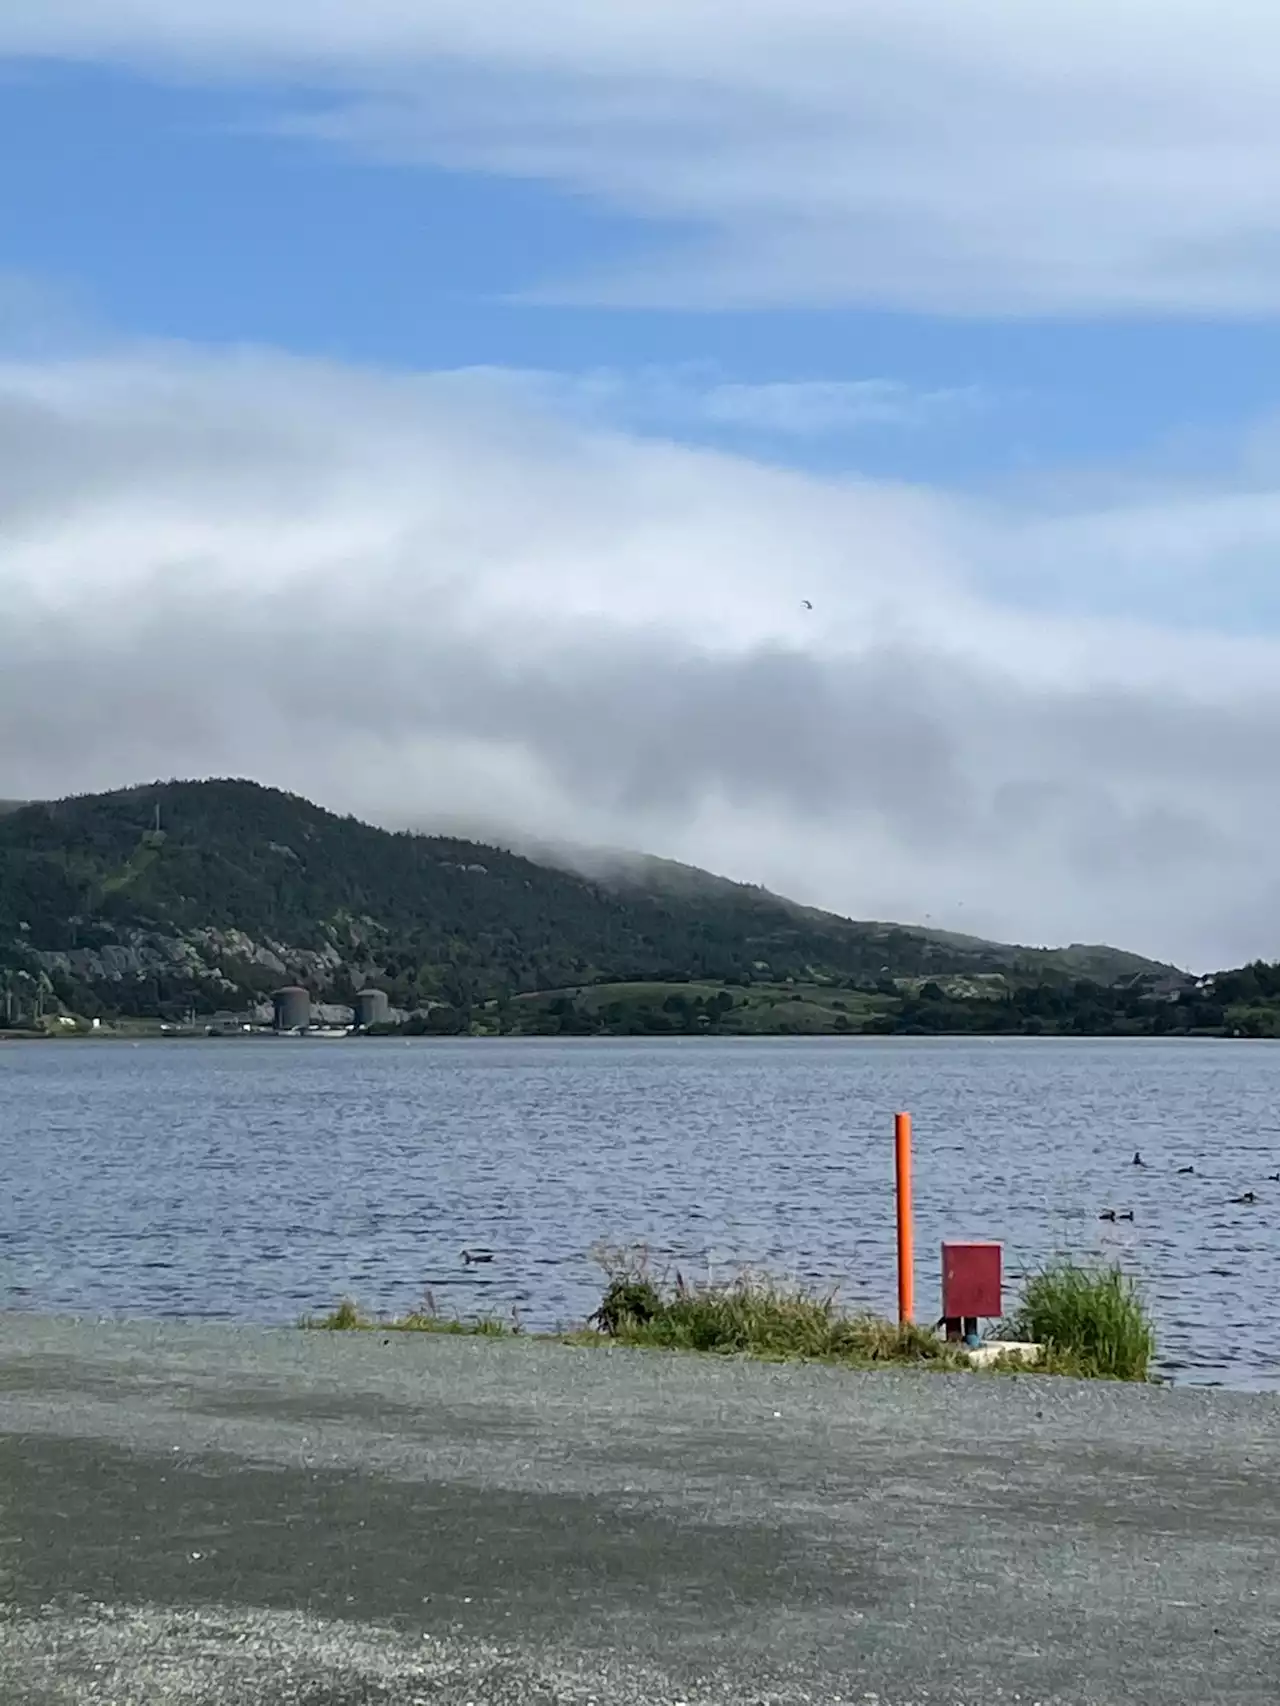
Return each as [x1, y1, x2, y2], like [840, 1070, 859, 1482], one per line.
[354, 987, 391, 1029]
[273, 986, 311, 1031]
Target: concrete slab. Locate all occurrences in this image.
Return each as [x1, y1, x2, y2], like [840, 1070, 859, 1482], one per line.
[965, 1338, 1044, 1367]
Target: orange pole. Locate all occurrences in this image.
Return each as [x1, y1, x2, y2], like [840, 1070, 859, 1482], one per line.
[895, 1111, 914, 1323]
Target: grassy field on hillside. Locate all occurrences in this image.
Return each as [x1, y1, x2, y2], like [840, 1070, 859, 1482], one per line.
[504, 979, 894, 1035]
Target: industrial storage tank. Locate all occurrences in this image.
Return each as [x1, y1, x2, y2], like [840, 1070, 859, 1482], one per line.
[354, 987, 391, 1029]
[273, 986, 311, 1031]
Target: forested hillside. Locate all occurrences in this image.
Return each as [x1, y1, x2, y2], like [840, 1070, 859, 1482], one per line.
[0, 778, 1177, 1025]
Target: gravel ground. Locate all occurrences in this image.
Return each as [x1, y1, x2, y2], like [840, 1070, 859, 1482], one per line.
[2, 1315, 1280, 1704]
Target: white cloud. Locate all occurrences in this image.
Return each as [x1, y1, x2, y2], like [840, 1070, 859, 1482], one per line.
[488, 367, 979, 441]
[666, 375, 977, 437]
[3, 341, 1280, 967]
[7, 2, 1280, 313]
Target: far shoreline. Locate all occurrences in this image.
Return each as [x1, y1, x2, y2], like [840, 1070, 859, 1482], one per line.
[0, 1027, 1260, 1045]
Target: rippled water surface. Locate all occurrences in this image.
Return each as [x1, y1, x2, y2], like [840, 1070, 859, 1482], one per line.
[4, 1036, 1280, 1386]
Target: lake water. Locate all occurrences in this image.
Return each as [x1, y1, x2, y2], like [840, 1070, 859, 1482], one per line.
[3, 1036, 1280, 1387]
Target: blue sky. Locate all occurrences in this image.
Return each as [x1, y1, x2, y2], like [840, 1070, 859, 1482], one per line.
[10, 55, 1280, 490]
[5, 5, 1280, 966]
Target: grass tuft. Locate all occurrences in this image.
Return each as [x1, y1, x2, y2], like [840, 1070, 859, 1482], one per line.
[302, 1290, 519, 1336]
[1001, 1261, 1154, 1381]
[307, 1298, 364, 1330]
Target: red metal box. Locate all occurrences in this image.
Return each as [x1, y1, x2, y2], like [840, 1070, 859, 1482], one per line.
[941, 1242, 1002, 1320]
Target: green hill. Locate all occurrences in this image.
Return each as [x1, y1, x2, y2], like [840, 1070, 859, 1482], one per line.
[518, 839, 1173, 988]
[0, 778, 1181, 1029]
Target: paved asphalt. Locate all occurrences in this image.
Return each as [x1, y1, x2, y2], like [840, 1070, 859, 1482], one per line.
[2, 1316, 1279, 1705]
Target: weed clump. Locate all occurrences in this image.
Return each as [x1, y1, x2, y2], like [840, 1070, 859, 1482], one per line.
[1003, 1262, 1154, 1381]
[309, 1298, 364, 1330]
[590, 1274, 663, 1336]
[587, 1243, 960, 1367]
